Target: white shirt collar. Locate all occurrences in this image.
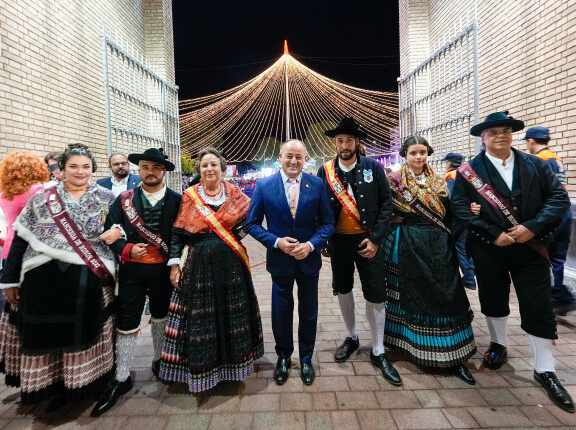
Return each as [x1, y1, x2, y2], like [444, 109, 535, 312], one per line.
[338, 158, 357, 172]
[112, 175, 129, 186]
[141, 184, 167, 205]
[280, 169, 302, 183]
[485, 150, 514, 167]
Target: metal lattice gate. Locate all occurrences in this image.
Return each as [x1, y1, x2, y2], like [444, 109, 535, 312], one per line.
[398, 22, 479, 166]
[102, 36, 181, 190]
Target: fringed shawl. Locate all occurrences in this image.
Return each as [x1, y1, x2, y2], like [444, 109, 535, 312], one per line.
[174, 181, 250, 233]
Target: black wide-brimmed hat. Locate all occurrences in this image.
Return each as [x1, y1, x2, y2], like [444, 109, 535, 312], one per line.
[470, 111, 524, 137]
[128, 147, 175, 171]
[324, 117, 367, 139]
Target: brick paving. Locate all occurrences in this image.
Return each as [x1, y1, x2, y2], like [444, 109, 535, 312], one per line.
[1, 235, 575, 429]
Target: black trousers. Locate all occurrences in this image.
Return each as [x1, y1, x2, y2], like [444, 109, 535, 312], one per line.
[329, 233, 387, 303]
[469, 235, 557, 339]
[117, 262, 172, 332]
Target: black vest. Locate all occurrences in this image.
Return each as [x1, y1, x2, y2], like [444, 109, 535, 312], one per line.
[142, 195, 165, 231]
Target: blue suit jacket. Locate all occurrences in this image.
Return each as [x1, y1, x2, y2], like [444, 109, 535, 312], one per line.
[245, 171, 335, 276]
[96, 174, 141, 190]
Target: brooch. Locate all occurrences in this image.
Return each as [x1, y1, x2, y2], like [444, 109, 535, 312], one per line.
[363, 169, 373, 183]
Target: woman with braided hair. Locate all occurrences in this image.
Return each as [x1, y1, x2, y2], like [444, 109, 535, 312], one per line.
[383, 136, 477, 385]
[0, 144, 117, 411]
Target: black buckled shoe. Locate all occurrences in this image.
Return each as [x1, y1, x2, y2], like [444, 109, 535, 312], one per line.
[334, 337, 360, 363]
[534, 371, 575, 413]
[369, 351, 402, 386]
[483, 342, 507, 370]
[300, 362, 315, 386]
[90, 377, 133, 417]
[273, 357, 291, 386]
[454, 364, 476, 385]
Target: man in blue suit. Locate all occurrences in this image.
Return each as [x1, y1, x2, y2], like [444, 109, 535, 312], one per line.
[97, 153, 141, 197]
[245, 139, 334, 386]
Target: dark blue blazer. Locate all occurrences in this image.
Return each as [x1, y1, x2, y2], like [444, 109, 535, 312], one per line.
[96, 174, 141, 190]
[245, 172, 335, 276]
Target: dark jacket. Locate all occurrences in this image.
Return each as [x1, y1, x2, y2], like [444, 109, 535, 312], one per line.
[317, 155, 393, 244]
[97, 174, 141, 191]
[104, 186, 182, 258]
[451, 148, 570, 244]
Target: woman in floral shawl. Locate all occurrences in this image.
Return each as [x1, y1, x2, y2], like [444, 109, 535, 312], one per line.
[383, 136, 477, 385]
[0, 144, 117, 411]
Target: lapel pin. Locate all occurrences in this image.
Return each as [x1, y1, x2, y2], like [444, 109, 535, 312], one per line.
[306, 184, 310, 188]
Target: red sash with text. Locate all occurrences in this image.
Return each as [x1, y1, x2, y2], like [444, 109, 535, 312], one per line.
[120, 189, 169, 255]
[185, 187, 251, 274]
[458, 163, 549, 262]
[44, 186, 115, 285]
[323, 160, 361, 223]
[388, 173, 451, 234]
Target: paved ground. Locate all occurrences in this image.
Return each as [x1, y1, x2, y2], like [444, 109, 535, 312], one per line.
[1, 235, 575, 429]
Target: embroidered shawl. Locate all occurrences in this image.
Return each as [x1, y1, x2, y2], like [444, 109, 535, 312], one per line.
[174, 181, 250, 234]
[392, 163, 448, 217]
[13, 182, 117, 283]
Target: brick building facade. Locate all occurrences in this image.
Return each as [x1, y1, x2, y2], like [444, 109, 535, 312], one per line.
[0, 0, 176, 180]
[398, 0, 576, 196]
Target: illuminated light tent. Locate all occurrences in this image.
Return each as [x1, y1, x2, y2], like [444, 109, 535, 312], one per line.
[180, 41, 399, 163]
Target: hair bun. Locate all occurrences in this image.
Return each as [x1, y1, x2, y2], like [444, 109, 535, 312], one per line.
[67, 143, 89, 151]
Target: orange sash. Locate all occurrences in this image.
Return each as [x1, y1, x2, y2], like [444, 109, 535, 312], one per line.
[185, 186, 251, 274]
[323, 160, 361, 223]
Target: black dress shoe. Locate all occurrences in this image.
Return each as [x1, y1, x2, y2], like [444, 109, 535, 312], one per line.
[90, 377, 133, 417]
[483, 342, 507, 370]
[273, 357, 291, 386]
[534, 371, 575, 413]
[334, 337, 360, 363]
[454, 364, 476, 385]
[300, 362, 315, 386]
[369, 352, 402, 386]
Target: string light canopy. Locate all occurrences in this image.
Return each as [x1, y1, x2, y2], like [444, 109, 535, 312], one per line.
[180, 41, 399, 162]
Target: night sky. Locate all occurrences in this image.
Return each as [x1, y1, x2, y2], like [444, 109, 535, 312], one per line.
[172, 1, 400, 100]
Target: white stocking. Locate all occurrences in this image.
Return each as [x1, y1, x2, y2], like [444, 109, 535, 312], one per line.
[338, 291, 357, 340]
[115, 333, 138, 382]
[529, 335, 556, 373]
[366, 301, 386, 356]
[486, 316, 508, 347]
[151, 317, 167, 362]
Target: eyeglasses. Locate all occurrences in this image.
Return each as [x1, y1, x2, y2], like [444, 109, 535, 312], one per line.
[112, 162, 129, 167]
[486, 128, 512, 137]
[48, 163, 60, 172]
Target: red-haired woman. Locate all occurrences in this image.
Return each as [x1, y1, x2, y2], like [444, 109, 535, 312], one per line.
[0, 152, 50, 316]
[0, 152, 50, 259]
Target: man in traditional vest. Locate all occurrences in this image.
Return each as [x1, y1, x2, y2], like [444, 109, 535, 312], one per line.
[442, 152, 477, 290]
[451, 112, 573, 413]
[521, 126, 575, 316]
[92, 148, 181, 417]
[317, 117, 401, 387]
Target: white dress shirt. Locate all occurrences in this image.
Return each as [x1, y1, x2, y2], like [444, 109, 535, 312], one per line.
[111, 176, 129, 198]
[274, 170, 314, 251]
[485, 150, 515, 190]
